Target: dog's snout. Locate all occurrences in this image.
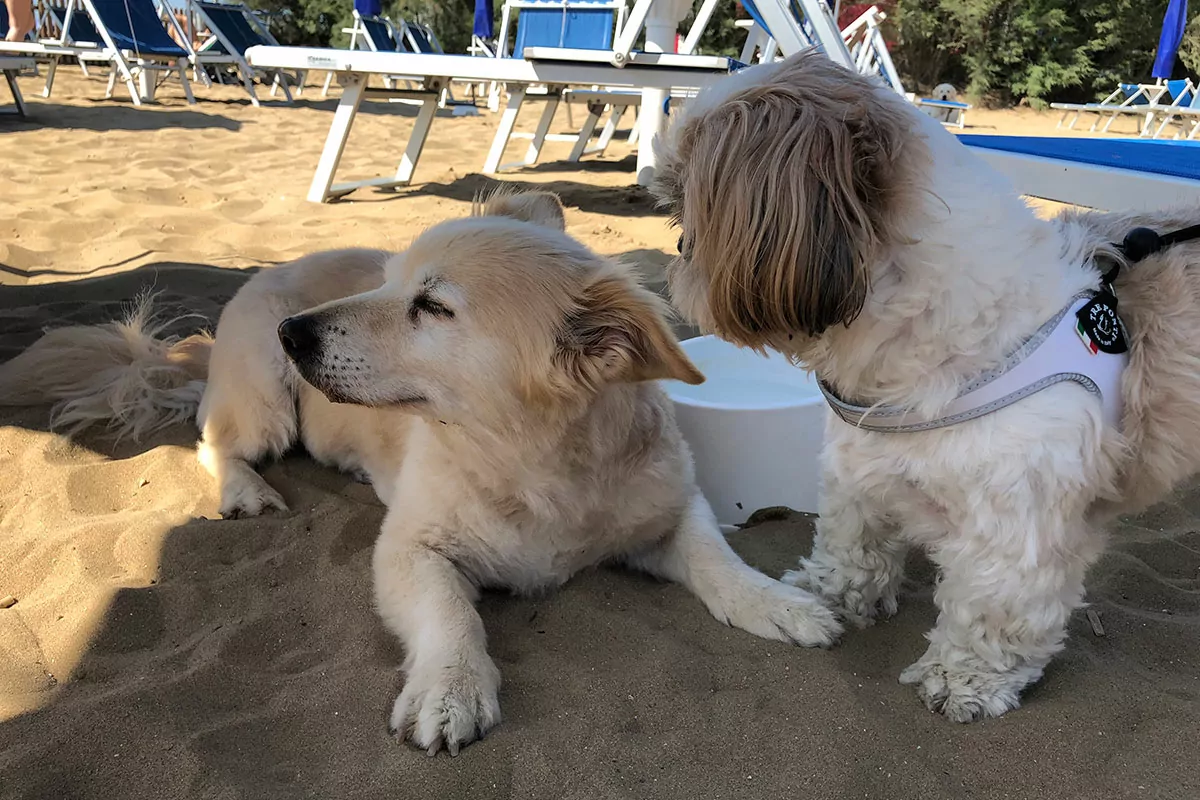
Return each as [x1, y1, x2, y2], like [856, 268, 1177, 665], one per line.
[278, 316, 321, 361]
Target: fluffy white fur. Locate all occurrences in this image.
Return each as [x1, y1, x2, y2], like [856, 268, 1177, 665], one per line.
[0, 190, 841, 753]
[652, 52, 1200, 722]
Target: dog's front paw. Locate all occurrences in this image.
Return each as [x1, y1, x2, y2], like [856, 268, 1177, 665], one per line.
[899, 660, 1025, 723]
[388, 658, 502, 756]
[720, 579, 843, 648]
[220, 479, 288, 519]
[781, 556, 899, 629]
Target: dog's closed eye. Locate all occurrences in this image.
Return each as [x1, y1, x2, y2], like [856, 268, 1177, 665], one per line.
[410, 292, 455, 322]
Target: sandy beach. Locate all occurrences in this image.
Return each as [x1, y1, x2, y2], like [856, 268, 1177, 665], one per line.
[1, 72, 1197, 800]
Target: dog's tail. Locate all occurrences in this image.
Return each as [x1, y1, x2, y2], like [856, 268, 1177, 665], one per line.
[0, 294, 214, 441]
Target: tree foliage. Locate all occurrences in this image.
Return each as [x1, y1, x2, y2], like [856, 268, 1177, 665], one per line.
[892, 0, 1197, 106]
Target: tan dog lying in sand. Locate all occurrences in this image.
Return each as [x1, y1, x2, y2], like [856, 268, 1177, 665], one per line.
[0, 190, 840, 754]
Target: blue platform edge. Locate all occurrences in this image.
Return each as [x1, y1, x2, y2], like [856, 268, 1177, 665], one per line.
[959, 134, 1200, 182]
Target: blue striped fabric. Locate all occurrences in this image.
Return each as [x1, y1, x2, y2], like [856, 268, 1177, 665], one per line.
[959, 135, 1200, 181]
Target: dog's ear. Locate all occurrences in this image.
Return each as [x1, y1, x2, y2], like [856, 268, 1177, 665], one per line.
[673, 52, 916, 346]
[557, 272, 704, 388]
[476, 189, 567, 231]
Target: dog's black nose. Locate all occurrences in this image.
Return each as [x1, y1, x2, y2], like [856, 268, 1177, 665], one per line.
[278, 316, 320, 361]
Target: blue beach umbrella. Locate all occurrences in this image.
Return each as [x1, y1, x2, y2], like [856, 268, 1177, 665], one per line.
[474, 0, 495, 40]
[1152, 0, 1189, 79]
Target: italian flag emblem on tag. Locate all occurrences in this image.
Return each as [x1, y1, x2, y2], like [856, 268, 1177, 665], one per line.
[1076, 317, 1100, 355]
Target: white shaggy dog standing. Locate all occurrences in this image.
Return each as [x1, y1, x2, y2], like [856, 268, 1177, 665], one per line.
[652, 52, 1200, 722]
[0, 190, 841, 753]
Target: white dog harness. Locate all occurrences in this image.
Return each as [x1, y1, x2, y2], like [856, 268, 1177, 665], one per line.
[815, 225, 1200, 434]
[819, 291, 1129, 433]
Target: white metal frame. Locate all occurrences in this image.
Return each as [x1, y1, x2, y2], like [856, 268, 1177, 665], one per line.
[964, 141, 1200, 211]
[843, 6, 903, 94]
[244, 45, 734, 202]
[488, 1, 649, 164]
[1148, 86, 1200, 140]
[1052, 84, 1166, 132]
[913, 97, 971, 129]
[36, 1, 101, 85]
[750, 0, 852, 67]
[1, 55, 33, 115]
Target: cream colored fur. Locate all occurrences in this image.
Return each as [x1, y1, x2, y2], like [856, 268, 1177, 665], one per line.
[0, 190, 841, 753]
[651, 52, 1200, 722]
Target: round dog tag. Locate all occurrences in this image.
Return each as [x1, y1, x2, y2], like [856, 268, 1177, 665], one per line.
[1075, 293, 1128, 355]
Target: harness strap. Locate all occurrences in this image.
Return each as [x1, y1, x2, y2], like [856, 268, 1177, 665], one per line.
[820, 294, 1128, 433]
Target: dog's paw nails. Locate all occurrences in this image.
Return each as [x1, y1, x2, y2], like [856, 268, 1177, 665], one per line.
[900, 660, 1020, 723]
[392, 661, 501, 755]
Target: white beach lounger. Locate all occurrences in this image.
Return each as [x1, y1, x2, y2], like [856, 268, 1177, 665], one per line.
[1050, 83, 1144, 130]
[1051, 83, 1170, 134]
[244, 45, 738, 203]
[914, 97, 971, 129]
[960, 135, 1200, 211]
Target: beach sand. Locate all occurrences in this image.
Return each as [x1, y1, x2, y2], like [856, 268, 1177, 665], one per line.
[0, 72, 1197, 800]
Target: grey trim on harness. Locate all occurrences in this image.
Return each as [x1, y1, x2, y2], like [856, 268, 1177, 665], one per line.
[819, 293, 1127, 433]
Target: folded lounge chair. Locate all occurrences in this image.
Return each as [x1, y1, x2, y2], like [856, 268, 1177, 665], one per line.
[1093, 79, 1194, 137]
[1148, 82, 1200, 140]
[959, 134, 1200, 211]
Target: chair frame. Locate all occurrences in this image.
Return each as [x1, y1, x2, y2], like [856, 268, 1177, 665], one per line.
[244, 45, 735, 202]
[1, 54, 32, 115]
[27, 0, 195, 106]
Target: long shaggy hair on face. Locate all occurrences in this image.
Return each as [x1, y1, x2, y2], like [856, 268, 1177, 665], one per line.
[652, 51, 926, 350]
